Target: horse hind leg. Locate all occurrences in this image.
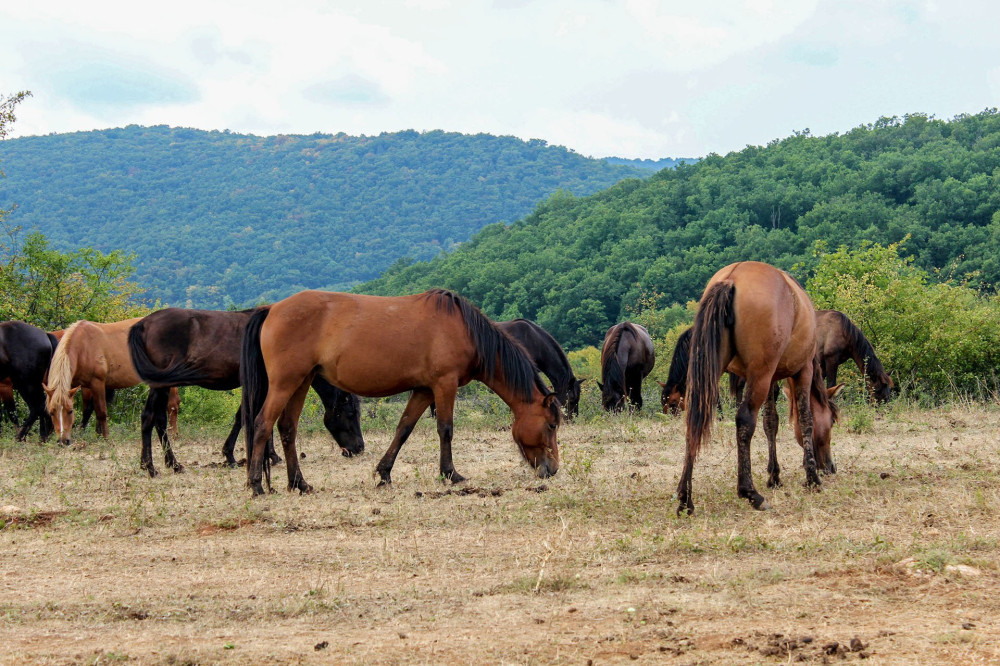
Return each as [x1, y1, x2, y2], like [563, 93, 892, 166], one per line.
[153, 389, 184, 473]
[735, 378, 771, 510]
[764, 383, 781, 488]
[375, 388, 435, 487]
[790, 376, 822, 488]
[276, 377, 314, 494]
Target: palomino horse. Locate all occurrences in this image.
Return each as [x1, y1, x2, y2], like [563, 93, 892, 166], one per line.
[241, 290, 561, 496]
[816, 309, 894, 402]
[0, 321, 55, 441]
[44, 318, 149, 450]
[128, 307, 365, 477]
[599, 322, 655, 412]
[677, 261, 840, 515]
[498, 320, 582, 419]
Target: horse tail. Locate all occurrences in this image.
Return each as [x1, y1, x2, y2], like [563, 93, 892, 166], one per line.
[127, 319, 202, 386]
[46, 333, 59, 355]
[686, 281, 736, 459]
[240, 307, 271, 463]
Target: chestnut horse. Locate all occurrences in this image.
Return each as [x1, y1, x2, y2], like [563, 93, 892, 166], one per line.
[241, 289, 561, 496]
[816, 309, 893, 402]
[677, 261, 840, 515]
[599, 322, 654, 412]
[0, 321, 55, 441]
[128, 307, 365, 477]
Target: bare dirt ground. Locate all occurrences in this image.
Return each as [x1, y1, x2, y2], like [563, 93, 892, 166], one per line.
[1, 399, 998, 665]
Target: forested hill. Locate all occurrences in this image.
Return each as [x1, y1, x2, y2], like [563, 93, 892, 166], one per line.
[0, 126, 650, 308]
[362, 111, 1000, 348]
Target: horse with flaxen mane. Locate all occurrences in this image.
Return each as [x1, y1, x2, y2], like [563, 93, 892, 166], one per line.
[0, 321, 55, 441]
[241, 289, 561, 496]
[677, 261, 840, 515]
[497, 319, 583, 419]
[44, 318, 147, 449]
[816, 309, 893, 402]
[128, 307, 365, 477]
[599, 322, 654, 412]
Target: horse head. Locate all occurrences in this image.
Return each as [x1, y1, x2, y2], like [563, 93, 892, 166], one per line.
[43, 383, 79, 446]
[868, 371, 895, 404]
[598, 380, 627, 413]
[562, 378, 584, 420]
[811, 384, 844, 474]
[324, 389, 365, 457]
[511, 392, 561, 478]
[657, 380, 684, 415]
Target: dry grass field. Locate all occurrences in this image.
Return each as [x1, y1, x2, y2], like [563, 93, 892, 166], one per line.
[1, 393, 999, 665]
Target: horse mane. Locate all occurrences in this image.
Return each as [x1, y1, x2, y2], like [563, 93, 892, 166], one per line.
[836, 311, 886, 380]
[664, 327, 693, 392]
[506, 319, 575, 392]
[425, 290, 548, 404]
[810, 357, 840, 424]
[47, 320, 84, 406]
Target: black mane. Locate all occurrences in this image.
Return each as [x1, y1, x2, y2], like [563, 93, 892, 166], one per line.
[836, 311, 886, 380]
[426, 290, 548, 403]
[664, 327, 693, 393]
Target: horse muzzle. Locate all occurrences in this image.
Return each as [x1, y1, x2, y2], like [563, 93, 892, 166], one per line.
[535, 459, 558, 478]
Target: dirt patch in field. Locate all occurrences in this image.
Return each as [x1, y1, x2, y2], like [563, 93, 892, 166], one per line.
[1, 402, 999, 664]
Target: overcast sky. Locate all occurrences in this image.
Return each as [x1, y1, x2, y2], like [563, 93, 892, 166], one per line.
[2, 1, 999, 159]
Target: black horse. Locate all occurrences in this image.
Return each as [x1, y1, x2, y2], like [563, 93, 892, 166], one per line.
[598, 322, 655, 412]
[497, 319, 583, 419]
[0, 321, 55, 441]
[128, 308, 365, 477]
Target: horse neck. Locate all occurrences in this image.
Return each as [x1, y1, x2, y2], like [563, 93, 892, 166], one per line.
[535, 341, 574, 396]
[477, 369, 538, 416]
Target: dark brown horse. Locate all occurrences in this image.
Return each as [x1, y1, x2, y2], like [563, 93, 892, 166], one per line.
[497, 319, 583, 419]
[677, 261, 840, 515]
[0, 321, 55, 441]
[241, 290, 561, 496]
[816, 309, 893, 402]
[128, 307, 365, 477]
[599, 322, 654, 412]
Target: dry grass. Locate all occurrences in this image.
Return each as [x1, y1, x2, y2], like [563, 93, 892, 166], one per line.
[1, 399, 999, 665]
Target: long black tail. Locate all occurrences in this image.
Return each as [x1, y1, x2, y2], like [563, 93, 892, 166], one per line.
[240, 307, 271, 480]
[128, 320, 203, 386]
[685, 281, 736, 460]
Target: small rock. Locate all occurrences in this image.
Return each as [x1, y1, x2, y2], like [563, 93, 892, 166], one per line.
[314, 641, 328, 651]
[879, 472, 890, 479]
[800, 636, 814, 644]
[850, 637, 865, 652]
[944, 564, 982, 577]
[0, 505, 23, 518]
[962, 622, 975, 630]
[859, 651, 871, 659]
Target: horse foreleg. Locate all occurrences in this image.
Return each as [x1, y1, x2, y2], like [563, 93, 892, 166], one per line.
[375, 388, 435, 487]
[432, 382, 464, 483]
[736, 379, 770, 510]
[764, 383, 781, 488]
[626, 374, 644, 412]
[790, 375, 821, 488]
[2, 395, 20, 428]
[277, 378, 313, 494]
[15, 384, 48, 442]
[222, 405, 243, 466]
[92, 382, 110, 438]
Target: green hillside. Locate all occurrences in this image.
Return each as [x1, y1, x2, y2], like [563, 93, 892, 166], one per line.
[0, 126, 649, 308]
[362, 111, 1000, 348]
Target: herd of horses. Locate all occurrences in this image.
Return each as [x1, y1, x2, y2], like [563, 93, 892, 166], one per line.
[0, 261, 893, 515]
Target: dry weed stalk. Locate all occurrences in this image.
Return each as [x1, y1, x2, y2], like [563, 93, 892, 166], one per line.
[534, 514, 570, 593]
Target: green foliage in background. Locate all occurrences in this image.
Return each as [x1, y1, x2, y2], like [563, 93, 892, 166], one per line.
[807, 240, 1000, 398]
[0, 126, 650, 309]
[363, 111, 1000, 350]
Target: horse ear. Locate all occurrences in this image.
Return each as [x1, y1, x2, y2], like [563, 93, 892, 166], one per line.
[542, 393, 561, 410]
[69, 387, 81, 397]
[656, 380, 666, 388]
[596, 381, 603, 391]
[42, 383, 53, 396]
[828, 384, 845, 400]
[576, 378, 585, 387]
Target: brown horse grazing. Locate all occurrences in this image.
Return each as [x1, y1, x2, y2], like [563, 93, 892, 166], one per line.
[241, 289, 561, 496]
[677, 261, 840, 515]
[816, 309, 894, 402]
[599, 322, 655, 412]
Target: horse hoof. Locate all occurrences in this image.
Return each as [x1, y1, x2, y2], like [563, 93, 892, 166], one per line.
[298, 483, 314, 495]
[172, 465, 185, 474]
[250, 483, 266, 497]
[676, 503, 694, 516]
[748, 493, 770, 510]
[445, 472, 466, 484]
[268, 456, 284, 466]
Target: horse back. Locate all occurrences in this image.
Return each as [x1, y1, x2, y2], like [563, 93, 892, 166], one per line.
[68, 318, 144, 387]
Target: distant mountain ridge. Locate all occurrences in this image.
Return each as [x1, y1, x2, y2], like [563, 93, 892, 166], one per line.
[602, 156, 693, 171]
[0, 126, 651, 308]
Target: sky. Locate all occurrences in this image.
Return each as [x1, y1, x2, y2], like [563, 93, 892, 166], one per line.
[2, 0, 999, 159]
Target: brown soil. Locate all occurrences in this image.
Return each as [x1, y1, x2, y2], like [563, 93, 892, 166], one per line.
[1, 403, 998, 664]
